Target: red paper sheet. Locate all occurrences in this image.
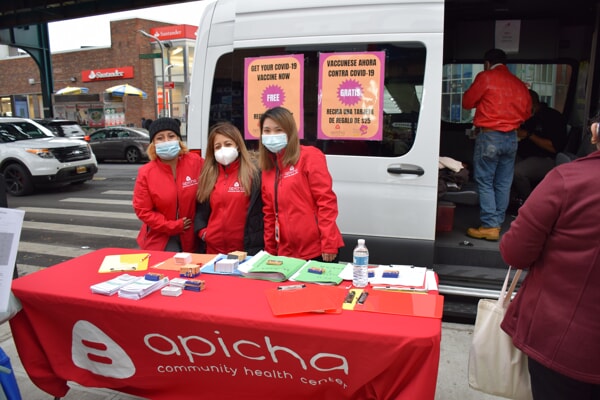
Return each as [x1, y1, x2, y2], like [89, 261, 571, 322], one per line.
[354, 290, 444, 318]
[265, 284, 347, 316]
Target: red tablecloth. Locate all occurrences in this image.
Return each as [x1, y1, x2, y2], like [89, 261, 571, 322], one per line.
[10, 248, 442, 400]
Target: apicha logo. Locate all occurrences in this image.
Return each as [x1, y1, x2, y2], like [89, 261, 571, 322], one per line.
[228, 181, 245, 193]
[71, 320, 349, 379]
[72, 320, 136, 378]
[182, 175, 199, 188]
[282, 165, 298, 179]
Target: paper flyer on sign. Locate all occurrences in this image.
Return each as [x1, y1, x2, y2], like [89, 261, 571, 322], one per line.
[0, 208, 25, 312]
[244, 54, 304, 139]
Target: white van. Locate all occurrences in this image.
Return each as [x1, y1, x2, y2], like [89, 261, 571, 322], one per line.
[186, 0, 598, 313]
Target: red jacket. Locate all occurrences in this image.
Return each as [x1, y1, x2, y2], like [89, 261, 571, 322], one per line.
[261, 145, 344, 260]
[200, 159, 250, 254]
[462, 64, 531, 132]
[500, 150, 600, 384]
[133, 153, 204, 252]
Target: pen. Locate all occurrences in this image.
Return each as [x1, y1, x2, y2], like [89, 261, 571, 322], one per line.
[140, 254, 150, 262]
[277, 284, 306, 291]
[110, 266, 136, 271]
[372, 285, 428, 293]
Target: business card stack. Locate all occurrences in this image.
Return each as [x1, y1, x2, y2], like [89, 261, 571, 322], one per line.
[91, 274, 140, 296]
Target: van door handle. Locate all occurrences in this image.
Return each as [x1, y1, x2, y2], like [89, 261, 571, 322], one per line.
[387, 164, 425, 176]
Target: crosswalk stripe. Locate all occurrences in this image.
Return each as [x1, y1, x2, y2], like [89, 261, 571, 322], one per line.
[15, 264, 45, 277]
[17, 207, 138, 220]
[102, 190, 133, 196]
[61, 197, 132, 206]
[23, 221, 138, 238]
[18, 242, 93, 258]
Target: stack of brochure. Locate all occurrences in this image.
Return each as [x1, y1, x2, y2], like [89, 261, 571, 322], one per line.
[117, 276, 169, 300]
[237, 251, 306, 282]
[90, 274, 140, 296]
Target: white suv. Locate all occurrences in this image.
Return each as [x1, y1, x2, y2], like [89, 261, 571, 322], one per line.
[0, 117, 98, 196]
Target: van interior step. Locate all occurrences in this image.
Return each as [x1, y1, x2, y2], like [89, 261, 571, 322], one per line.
[433, 264, 525, 291]
[434, 204, 517, 269]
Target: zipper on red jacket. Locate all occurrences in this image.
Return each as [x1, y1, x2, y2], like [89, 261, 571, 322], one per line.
[274, 165, 280, 246]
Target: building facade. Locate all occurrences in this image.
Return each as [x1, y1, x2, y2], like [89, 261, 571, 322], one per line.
[0, 18, 196, 134]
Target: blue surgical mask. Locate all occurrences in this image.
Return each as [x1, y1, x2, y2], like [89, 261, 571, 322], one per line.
[262, 133, 288, 153]
[155, 140, 181, 160]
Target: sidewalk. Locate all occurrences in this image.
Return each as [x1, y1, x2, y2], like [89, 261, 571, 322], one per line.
[1, 322, 504, 400]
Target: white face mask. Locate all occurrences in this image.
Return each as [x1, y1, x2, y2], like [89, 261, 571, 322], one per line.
[214, 146, 239, 166]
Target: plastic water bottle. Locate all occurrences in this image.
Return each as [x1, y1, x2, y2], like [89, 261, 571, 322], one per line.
[352, 239, 369, 287]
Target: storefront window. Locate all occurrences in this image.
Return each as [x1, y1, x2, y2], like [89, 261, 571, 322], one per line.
[0, 97, 12, 116]
[148, 39, 194, 121]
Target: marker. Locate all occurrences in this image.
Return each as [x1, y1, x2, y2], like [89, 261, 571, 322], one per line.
[357, 291, 369, 304]
[277, 284, 306, 291]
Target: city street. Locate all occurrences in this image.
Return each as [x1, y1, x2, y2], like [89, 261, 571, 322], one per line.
[8, 163, 141, 274]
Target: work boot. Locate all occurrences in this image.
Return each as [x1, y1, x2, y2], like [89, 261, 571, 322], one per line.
[466, 226, 501, 241]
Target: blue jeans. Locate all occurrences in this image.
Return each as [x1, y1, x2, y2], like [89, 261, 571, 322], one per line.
[473, 130, 518, 227]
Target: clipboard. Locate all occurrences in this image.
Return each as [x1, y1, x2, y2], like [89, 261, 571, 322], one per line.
[265, 285, 346, 316]
[353, 290, 444, 319]
[98, 253, 150, 273]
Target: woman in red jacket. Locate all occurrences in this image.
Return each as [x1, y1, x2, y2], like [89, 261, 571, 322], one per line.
[195, 122, 264, 255]
[133, 117, 204, 252]
[500, 117, 600, 399]
[258, 107, 344, 261]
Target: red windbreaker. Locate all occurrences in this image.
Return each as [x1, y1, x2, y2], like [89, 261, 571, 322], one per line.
[261, 145, 344, 260]
[133, 152, 204, 252]
[462, 64, 531, 132]
[200, 159, 250, 254]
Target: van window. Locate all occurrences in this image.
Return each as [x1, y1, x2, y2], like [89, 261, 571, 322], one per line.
[210, 43, 426, 157]
[442, 62, 574, 123]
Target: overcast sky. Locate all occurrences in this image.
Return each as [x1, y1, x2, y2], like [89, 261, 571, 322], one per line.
[48, 1, 209, 52]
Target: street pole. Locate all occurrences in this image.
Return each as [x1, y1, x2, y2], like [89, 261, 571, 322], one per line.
[138, 29, 166, 117]
[165, 64, 174, 118]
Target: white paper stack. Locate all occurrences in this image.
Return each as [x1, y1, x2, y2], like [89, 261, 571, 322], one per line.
[118, 276, 169, 300]
[215, 258, 238, 273]
[91, 274, 141, 296]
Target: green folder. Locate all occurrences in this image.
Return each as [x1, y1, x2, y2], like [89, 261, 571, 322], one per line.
[291, 260, 345, 285]
[242, 253, 307, 282]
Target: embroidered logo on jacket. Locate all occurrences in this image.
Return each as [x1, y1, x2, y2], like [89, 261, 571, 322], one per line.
[182, 175, 199, 188]
[282, 165, 299, 179]
[228, 181, 245, 193]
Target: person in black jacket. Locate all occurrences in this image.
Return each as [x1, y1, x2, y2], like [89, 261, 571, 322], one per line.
[195, 122, 263, 255]
[512, 89, 568, 203]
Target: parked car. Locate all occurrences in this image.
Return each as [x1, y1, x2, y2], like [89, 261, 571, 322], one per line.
[0, 117, 98, 196]
[34, 119, 90, 141]
[88, 127, 150, 163]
